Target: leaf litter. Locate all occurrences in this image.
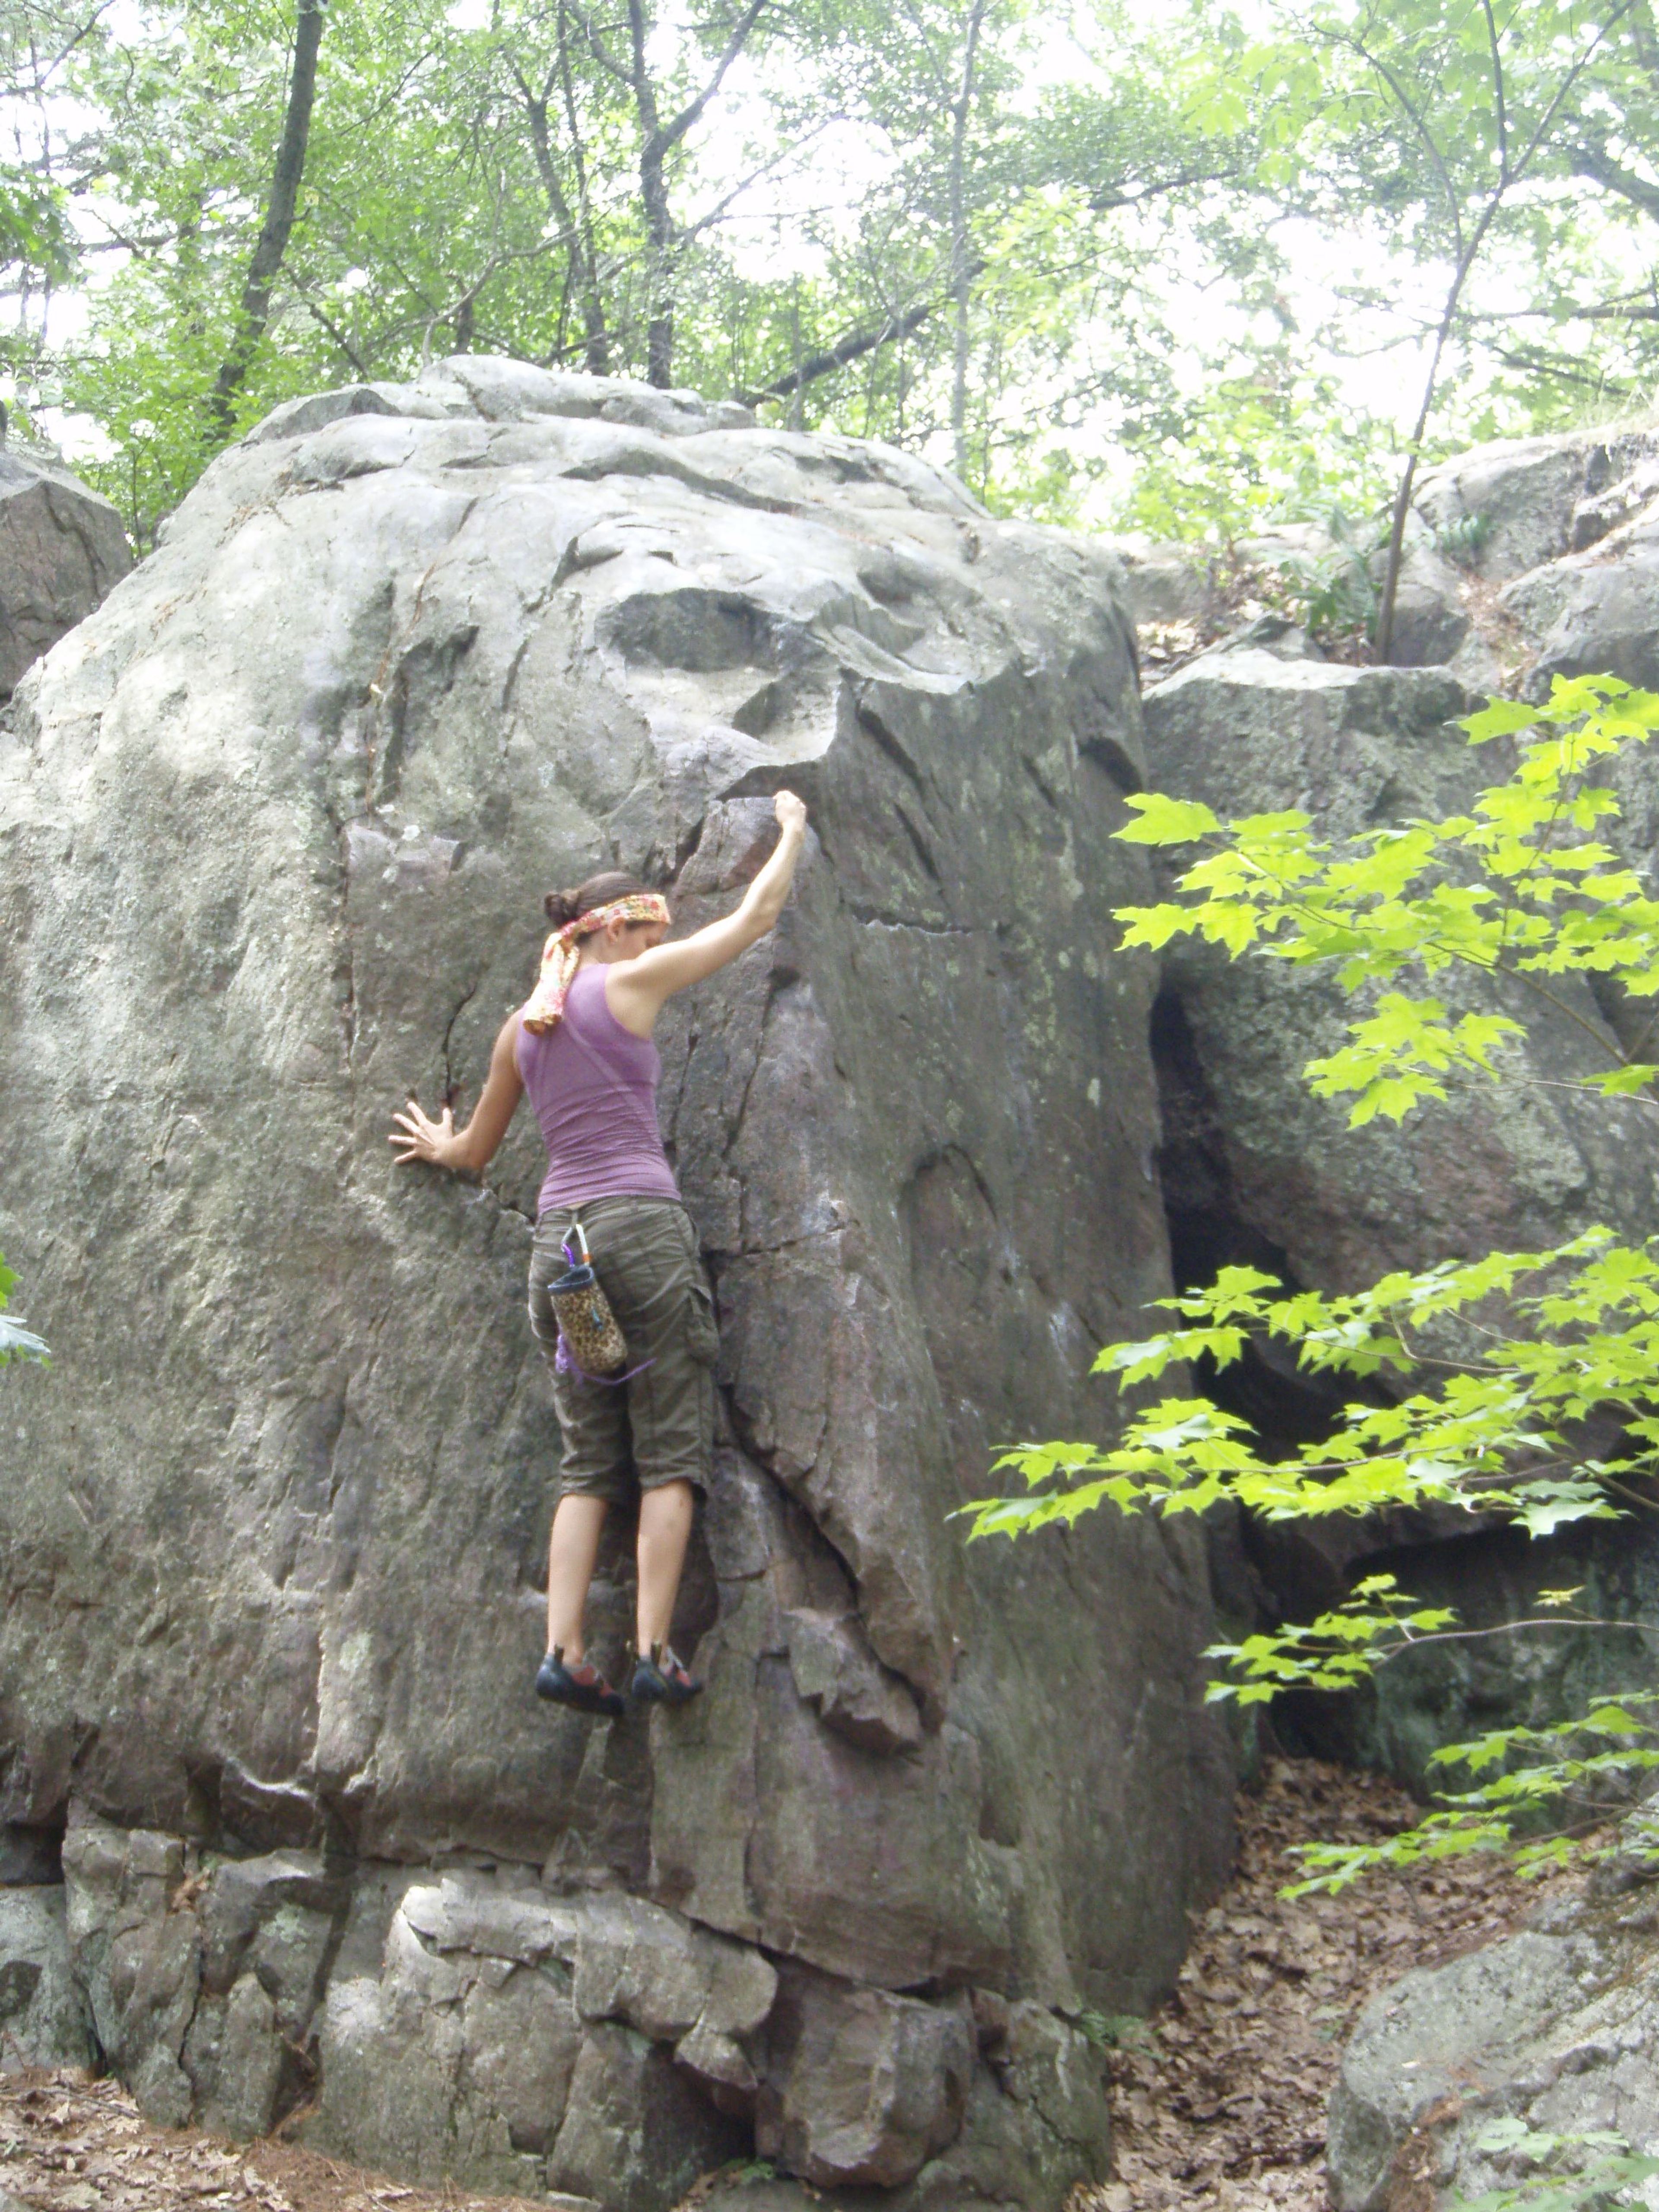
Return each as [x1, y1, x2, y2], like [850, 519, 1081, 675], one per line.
[0, 1758, 1580, 2212]
[0, 2072, 554, 2212]
[1069, 1754, 1583, 2212]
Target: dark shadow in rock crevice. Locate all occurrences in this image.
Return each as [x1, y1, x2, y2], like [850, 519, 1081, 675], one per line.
[1151, 984, 1358, 1457]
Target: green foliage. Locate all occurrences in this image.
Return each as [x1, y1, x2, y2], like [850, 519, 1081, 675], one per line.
[1109, 367, 1398, 550]
[1267, 506, 1383, 648]
[10, 0, 1659, 543]
[1200, 1573, 1659, 1895]
[0, 163, 71, 284]
[1074, 2008, 1155, 2052]
[959, 1223, 1659, 1545]
[967, 674, 1659, 1894]
[1287, 1694, 1659, 1894]
[0, 0, 1337, 537]
[0, 1250, 48, 1367]
[1206, 1575, 1459, 1705]
[1435, 509, 1495, 570]
[1116, 675, 1659, 1124]
[1451, 2123, 1659, 2212]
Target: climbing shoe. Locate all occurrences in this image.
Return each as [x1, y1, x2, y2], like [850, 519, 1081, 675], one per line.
[631, 1644, 702, 1707]
[535, 1648, 625, 1718]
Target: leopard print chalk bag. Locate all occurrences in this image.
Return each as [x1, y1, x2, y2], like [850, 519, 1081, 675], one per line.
[549, 1224, 629, 1376]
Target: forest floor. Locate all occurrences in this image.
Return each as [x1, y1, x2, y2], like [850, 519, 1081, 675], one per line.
[0, 1757, 1573, 2212]
[1073, 1755, 1579, 2212]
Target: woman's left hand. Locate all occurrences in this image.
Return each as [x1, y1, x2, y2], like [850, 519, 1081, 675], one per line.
[390, 1096, 458, 1169]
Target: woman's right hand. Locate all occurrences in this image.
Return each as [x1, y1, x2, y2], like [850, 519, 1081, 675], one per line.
[774, 789, 807, 837]
[390, 1096, 459, 1170]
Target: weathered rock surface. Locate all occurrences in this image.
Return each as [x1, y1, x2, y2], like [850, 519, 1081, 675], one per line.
[1121, 442, 1659, 2198]
[0, 356, 1236, 2201]
[1328, 1868, 1659, 2211]
[1402, 426, 1659, 695]
[1141, 651, 1659, 1301]
[0, 1887, 92, 2070]
[1140, 645, 1659, 1637]
[0, 444, 130, 699]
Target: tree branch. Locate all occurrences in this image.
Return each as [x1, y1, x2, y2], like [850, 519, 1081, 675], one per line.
[205, 0, 324, 445]
[1087, 163, 1245, 212]
[1478, 0, 1509, 181]
[658, 0, 768, 153]
[1574, 137, 1659, 224]
[739, 280, 969, 406]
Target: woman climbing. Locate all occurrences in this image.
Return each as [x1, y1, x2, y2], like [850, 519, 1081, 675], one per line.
[390, 791, 809, 1718]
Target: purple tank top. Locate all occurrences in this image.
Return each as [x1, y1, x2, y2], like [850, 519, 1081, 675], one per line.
[515, 965, 681, 1215]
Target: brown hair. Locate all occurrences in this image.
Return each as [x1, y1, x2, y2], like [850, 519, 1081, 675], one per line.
[543, 870, 653, 928]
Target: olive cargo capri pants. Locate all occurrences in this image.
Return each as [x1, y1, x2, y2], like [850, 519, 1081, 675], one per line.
[528, 1195, 718, 1503]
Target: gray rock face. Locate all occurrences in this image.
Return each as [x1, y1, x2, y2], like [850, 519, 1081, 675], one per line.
[1414, 428, 1659, 586]
[0, 1887, 92, 2070]
[1328, 1885, 1659, 2212]
[311, 1869, 751, 2206]
[1405, 426, 1659, 696]
[756, 1970, 976, 2187]
[0, 356, 1228, 2201]
[1380, 539, 1470, 668]
[1142, 651, 1659, 1294]
[1140, 648, 1659, 1629]
[0, 445, 130, 698]
[1105, 537, 1222, 629]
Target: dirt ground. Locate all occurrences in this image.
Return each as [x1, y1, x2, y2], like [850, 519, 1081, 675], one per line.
[0, 1758, 1573, 2212]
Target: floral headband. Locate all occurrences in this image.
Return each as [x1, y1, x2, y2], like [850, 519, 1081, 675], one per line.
[521, 893, 671, 1033]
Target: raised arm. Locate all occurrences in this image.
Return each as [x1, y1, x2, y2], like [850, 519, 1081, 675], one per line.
[391, 1011, 525, 1175]
[607, 791, 807, 1036]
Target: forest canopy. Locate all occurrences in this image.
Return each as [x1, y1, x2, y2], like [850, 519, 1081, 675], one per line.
[0, 0, 1656, 547]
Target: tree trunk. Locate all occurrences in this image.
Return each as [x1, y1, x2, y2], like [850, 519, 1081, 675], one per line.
[206, 0, 324, 445]
[1376, 229, 1490, 661]
[948, 0, 990, 481]
[523, 81, 609, 374]
[556, 5, 610, 373]
[640, 130, 675, 386]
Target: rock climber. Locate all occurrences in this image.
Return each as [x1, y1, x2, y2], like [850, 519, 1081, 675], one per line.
[390, 791, 809, 1718]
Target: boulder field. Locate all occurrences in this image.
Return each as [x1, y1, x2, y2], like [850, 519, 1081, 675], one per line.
[8, 373, 1659, 2208]
[1121, 431, 1659, 1749]
[0, 360, 1233, 2207]
[1135, 426, 1659, 2205]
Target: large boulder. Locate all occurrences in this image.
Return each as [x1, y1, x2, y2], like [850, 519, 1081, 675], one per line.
[1141, 651, 1659, 1303]
[1412, 427, 1659, 587]
[1406, 426, 1659, 696]
[0, 356, 1232, 2203]
[0, 1885, 92, 2069]
[1140, 648, 1659, 1631]
[0, 443, 130, 698]
[1328, 1871, 1659, 2211]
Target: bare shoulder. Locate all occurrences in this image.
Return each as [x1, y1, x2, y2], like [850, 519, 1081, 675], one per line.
[493, 1009, 527, 1062]
[603, 960, 658, 1039]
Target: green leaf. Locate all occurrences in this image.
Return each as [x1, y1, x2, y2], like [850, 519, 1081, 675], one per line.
[1115, 792, 1222, 844]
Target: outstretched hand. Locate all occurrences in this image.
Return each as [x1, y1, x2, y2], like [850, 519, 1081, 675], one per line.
[774, 789, 807, 836]
[390, 1096, 457, 1169]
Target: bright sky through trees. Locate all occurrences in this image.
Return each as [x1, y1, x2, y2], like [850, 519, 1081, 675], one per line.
[0, 0, 1655, 543]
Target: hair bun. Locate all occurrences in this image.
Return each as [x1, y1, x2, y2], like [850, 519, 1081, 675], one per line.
[542, 870, 652, 930]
